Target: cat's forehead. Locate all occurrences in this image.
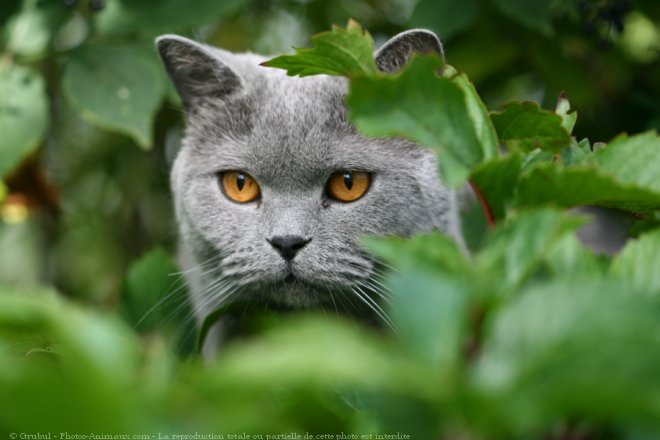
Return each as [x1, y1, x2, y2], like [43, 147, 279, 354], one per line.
[188, 66, 412, 185]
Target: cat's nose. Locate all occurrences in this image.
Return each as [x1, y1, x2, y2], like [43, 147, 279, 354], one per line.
[268, 235, 311, 261]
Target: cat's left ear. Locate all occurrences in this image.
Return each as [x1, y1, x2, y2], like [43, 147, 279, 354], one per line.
[374, 29, 444, 73]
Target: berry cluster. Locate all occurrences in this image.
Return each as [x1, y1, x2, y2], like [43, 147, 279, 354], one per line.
[578, 0, 631, 49]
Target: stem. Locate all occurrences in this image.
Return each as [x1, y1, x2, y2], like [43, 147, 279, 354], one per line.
[469, 179, 496, 228]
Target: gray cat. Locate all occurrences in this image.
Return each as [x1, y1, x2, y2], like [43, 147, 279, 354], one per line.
[156, 29, 463, 351]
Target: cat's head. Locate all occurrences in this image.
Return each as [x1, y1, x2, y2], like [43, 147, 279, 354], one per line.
[156, 29, 460, 321]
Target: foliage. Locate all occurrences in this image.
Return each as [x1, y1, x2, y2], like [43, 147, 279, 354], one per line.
[1, 0, 660, 438]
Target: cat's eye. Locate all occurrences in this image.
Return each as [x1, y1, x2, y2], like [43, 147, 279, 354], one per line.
[326, 170, 371, 203]
[220, 171, 260, 203]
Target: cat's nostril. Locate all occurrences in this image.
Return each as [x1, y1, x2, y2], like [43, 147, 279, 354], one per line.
[268, 235, 311, 261]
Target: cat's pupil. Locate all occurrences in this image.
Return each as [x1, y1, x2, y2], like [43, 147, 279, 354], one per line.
[343, 172, 353, 190]
[236, 173, 246, 191]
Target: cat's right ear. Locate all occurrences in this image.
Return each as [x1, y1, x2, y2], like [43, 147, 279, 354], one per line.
[155, 35, 242, 111]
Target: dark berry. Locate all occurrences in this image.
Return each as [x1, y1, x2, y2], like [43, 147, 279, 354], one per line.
[89, 0, 104, 11]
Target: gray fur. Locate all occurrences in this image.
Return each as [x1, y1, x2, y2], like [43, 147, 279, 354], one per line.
[156, 30, 462, 338]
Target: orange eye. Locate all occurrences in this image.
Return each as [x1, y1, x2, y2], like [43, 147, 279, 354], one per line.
[220, 171, 260, 203]
[326, 170, 371, 202]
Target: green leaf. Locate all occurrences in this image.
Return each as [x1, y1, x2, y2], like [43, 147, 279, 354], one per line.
[389, 271, 468, 372]
[492, 0, 554, 34]
[409, 0, 479, 40]
[363, 232, 469, 277]
[0, 64, 48, 177]
[555, 92, 577, 134]
[214, 317, 436, 399]
[475, 209, 586, 294]
[120, 247, 189, 334]
[4, 0, 68, 57]
[263, 20, 378, 77]
[515, 164, 660, 214]
[62, 44, 166, 148]
[95, 0, 246, 37]
[560, 138, 591, 166]
[469, 153, 524, 220]
[610, 229, 660, 295]
[348, 56, 493, 186]
[543, 234, 608, 279]
[474, 281, 660, 431]
[594, 131, 660, 194]
[491, 101, 572, 153]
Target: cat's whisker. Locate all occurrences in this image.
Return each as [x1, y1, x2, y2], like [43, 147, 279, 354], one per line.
[361, 280, 394, 306]
[350, 286, 398, 333]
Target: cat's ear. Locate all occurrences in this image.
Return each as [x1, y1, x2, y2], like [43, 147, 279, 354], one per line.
[374, 29, 444, 73]
[155, 35, 242, 110]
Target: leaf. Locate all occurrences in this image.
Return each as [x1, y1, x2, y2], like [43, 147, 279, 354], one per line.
[62, 44, 166, 148]
[610, 229, 660, 295]
[409, 0, 479, 40]
[491, 101, 572, 153]
[469, 153, 524, 220]
[348, 56, 493, 186]
[95, 0, 246, 37]
[263, 20, 378, 77]
[555, 92, 577, 134]
[475, 209, 586, 294]
[594, 131, 660, 194]
[389, 271, 468, 372]
[4, 0, 68, 57]
[560, 138, 591, 166]
[543, 234, 608, 279]
[515, 164, 660, 214]
[363, 232, 469, 277]
[473, 281, 660, 432]
[0, 64, 48, 177]
[120, 247, 189, 334]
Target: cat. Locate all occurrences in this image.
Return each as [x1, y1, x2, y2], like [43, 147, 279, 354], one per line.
[156, 29, 463, 352]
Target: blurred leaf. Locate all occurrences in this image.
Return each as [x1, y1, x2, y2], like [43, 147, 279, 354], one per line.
[263, 20, 378, 77]
[4, 0, 68, 57]
[491, 101, 571, 153]
[476, 209, 586, 294]
[0, 287, 147, 432]
[594, 131, 660, 194]
[515, 164, 660, 214]
[389, 271, 468, 373]
[555, 92, 577, 134]
[469, 153, 524, 220]
[610, 229, 660, 295]
[491, 0, 554, 34]
[62, 44, 166, 148]
[364, 232, 469, 276]
[120, 247, 190, 336]
[348, 57, 493, 186]
[0, 64, 48, 177]
[560, 138, 591, 166]
[95, 0, 246, 36]
[543, 234, 608, 279]
[474, 281, 660, 432]
[214, 317, 436, 400]
[409, 0, 479, 39]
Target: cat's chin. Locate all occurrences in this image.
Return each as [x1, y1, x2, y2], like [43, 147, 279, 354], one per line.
[258, 276, 338, 309]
